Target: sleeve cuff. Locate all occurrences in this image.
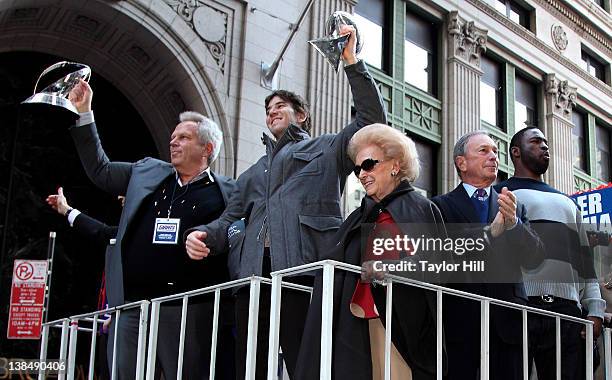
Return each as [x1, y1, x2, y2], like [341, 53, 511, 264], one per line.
[67, 209, 81, 227]
[76, 111, 94, 127]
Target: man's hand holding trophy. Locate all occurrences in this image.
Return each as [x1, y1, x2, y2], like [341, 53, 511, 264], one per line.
[309, 11, 363, 71]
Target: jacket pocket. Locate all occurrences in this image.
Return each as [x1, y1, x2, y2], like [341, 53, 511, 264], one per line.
[298, 215, 342, 263]
[290, 150, 323, 178]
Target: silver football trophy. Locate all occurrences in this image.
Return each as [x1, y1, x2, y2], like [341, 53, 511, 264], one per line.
[308, 11, 363, 72]
[22, 61, 91, 117]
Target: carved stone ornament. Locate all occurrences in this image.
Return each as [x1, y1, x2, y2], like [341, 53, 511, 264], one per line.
[551, 25, 568, 53]
[447, 11, 488, 68]
[164, 0, 228, 73]
[545, 73, 577, 118]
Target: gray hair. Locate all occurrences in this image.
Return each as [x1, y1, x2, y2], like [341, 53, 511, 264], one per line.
[453, 130, 490, 177]
[348, 123, 420, 182]
[179, 111, 223, 163]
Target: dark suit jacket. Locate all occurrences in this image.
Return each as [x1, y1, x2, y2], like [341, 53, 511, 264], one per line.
[71, 122, 237, 307]
[72, 212, 118, 247]
[432, 184, 543, 345]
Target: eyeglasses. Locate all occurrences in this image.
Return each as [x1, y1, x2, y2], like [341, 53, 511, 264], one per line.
[353, 158, 380, 176]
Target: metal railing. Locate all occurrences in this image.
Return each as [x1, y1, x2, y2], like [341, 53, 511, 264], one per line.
[39, 259, 612, 380]
[39, 300, 149, 380]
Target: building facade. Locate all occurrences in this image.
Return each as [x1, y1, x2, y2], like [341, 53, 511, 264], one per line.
[0, 0, 609, 206]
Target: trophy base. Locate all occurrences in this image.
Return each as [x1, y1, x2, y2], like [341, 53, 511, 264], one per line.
[21, 94, 80, 125]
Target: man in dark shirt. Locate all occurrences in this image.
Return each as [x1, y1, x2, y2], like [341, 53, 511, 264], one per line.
[67, 80, 236, 379]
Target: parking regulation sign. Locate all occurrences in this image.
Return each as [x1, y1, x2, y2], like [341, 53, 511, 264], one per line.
[7, 260, 48, 339]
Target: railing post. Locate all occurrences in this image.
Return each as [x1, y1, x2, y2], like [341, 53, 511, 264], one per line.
[135, 302, 149, 380]
[480, 300, 490, 380]
[176, 296, 189, 380]
[145, 302, 160, 380]
[242, 277, 259, 380]
[58, 319, 70, 380]
[320, 262, 335, 380]
[209, 288, 221, 380]
[585, 321, 593, 380]
[522, 309, 528, 380]
[87, 315, 98, 380]
[67, 319, 79, 380]
[436, 290, 443, 380]
[555, 317, 561, 380]
[38, 324, 49, 380]
[111, 310, 120, 380]
[604, 328, 611, 380]
[384, 280, 393, 380]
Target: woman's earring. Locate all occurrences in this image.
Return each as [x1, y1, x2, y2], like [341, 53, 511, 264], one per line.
[391, 171, 396, 177]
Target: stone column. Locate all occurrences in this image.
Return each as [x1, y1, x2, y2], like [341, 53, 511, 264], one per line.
[543, 73, 577, 194]
[307, 0, 355, 137]
[443, 11, 488, 190]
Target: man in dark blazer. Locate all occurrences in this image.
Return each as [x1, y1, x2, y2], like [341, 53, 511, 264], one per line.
[67, 80, 236, 379]
[432, 130, 543, 380]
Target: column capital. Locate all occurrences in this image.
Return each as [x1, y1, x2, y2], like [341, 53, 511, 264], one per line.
[545, 73, 577, 121]
[447, 11, 488, 69]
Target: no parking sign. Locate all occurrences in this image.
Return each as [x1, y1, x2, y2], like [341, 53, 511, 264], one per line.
[7, 259, 48, 339]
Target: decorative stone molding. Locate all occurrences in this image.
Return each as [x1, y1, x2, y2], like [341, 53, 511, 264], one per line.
[466, 0, 612, 98]
[551, 25, 568, 53]
[536, 0, 611, 59]
[447, 11, 488, 68]
[545, 73, 577, 119]
[164, 0, 228, 73]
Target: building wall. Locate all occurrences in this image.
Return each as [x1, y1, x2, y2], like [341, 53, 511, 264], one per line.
[0, 0, 609, 210]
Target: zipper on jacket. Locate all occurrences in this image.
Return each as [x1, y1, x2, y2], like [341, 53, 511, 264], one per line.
[257, 215, 268, 241]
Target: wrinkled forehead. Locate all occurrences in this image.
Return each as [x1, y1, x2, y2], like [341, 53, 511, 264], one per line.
[467, 134, 496, 150]
[172, 121, 198, 135]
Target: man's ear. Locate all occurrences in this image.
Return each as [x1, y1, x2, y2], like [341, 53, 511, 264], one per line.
[510, 146, 520, 160]
[204, 142, 213, 159]
[296, 111, 307, 124]
[455, 156, 467, 173]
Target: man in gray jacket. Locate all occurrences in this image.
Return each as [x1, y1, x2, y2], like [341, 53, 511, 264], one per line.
[68, 81, 236, 379]
[185, 25, 386, 379]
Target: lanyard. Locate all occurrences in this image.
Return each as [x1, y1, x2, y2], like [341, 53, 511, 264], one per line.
[167, 180, 190, 218]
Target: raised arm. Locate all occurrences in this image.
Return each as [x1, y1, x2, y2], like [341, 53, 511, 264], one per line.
[69, 80, 133, 195]
[333, 26, 387, 175]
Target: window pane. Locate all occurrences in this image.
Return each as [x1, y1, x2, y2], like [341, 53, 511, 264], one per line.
[509, 8, 521, 23]
[404, 41, 430, 92]
[515, 75, 537, 131]
[582, 50, 606, 82]
[571, 111, 586, 171]
[495, 0, 507, 14]
[412, 137, 436, 197]
[404, 9, 437, 95]
[405, 11, 435, 51]
[480, 56, 502, 128]
[596, 126, 610, 181]
[353, 14, 383, 69]
[480, 82, 498, 126]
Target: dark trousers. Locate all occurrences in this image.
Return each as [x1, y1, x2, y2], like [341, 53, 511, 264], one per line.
[108, 300, 231, 379]
[445, 330, 523, 380]
[527, 298, 583, 380]
[234, 257, 312, 380]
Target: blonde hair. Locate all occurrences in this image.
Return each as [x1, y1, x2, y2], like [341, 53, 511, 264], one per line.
[347, 123, 420, 182]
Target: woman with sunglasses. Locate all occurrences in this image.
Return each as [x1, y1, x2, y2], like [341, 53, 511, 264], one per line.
[296, 123, 446, 380]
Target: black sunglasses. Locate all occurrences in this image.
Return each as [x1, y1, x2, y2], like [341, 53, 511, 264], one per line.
[353, 158, 380, 176]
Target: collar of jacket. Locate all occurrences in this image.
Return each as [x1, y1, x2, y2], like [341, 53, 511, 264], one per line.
[360, 181, 414, 223]
[260, 123, 310, 149]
